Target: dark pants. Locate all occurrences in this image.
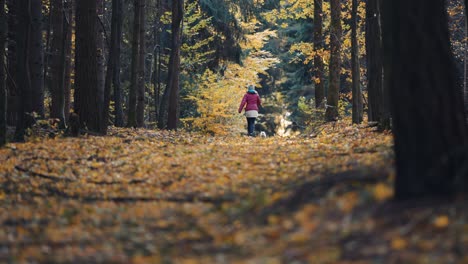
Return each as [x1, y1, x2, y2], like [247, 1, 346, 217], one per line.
[247, 118, 256, 136]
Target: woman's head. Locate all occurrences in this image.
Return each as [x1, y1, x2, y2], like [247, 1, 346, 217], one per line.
[247, 84, 255, 92]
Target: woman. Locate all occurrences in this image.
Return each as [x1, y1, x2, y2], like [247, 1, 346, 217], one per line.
[238, 85, 261, 136]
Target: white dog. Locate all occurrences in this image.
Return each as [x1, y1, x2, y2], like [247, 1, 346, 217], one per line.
[259, 131, 267, 138]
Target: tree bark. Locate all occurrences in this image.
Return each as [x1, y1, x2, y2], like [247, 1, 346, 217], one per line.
[382, 0, 468, 199]
[50, 0, 66, 126]
[63, 0, 73, 122]
[153, 0, 162, 123]
[365, 0, 383, 123]
[325, 0, 341, 121]
[0, 0, 6, 146]
[127, 0, 141, 128]
[15, 0, 33, 141]
[6, 0, 17, 125]
[112, 0, 124, 127]
[103, 0, 124, 133]
[378, 0, 391, 130]
[96, 0, 105, 112]
[351, 0, 363, 124]
[29, 0, 44, 118]
[75, 0, 101, 132]
[313, 0, 324, 108]
[166, 0, 183, 130]
[464, 8, 468, 115]
[136, 0, 146, 127]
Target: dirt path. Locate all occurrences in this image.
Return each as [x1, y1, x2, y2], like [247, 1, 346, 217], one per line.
[0, 122, 466, 263]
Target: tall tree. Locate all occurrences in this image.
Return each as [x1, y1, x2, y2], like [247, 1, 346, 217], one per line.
[351, 0, 363, 123]
[6, 0, 17, 125]
[153, 0, 162, 122]
[136, 0, 146, 127]
[325, 0, 341, 121]
[29, 0, 44, 118]
[0, 0, 6, 146]
[365, 0, 383, 123]
[166, 0, 184, 130]
[75, 0, 101, 132]
[96, 0, 105, 111]
[50, 0, 66, 126]
[313, 0, 324, 108]
[382, 0, 468, 199]
[103, 0, 124, 132]
[63, 0, 73, 122]
[15, 0, 33, 141]
[127, 0, 142, 128]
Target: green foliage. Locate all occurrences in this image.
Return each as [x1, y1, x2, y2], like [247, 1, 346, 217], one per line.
[296, 96, 325, 131]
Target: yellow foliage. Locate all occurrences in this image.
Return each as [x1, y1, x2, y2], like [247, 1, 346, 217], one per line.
[391, 237, 408, 250]
[433, 215, 450, 229]
[373, 183, 394, 201]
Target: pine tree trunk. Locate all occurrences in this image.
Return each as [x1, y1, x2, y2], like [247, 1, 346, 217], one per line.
[157, 0, 171, 129]
[75, 0, 101, 132]
[103, 0, 124, 133]
[365, 0, 383, 123]
[43, 7, 52, 96]
[15, 0, 33, 142]
[382, 0, 468, 199]
[378, 0, 391, 130]
[127, 0, 141, 128]
[29, 0, 44, 118]
[112, 0, 124, 127]
[96, 0, 105, 113]
[50, 0, 66, 126]
[351, 0, 363, 124]
[0, 0, 6, 146]
[166, 0, 183, 130]
[63, 0, 73, 122]
[313, 0, 324, 108]
[464, 12, 468, 115]
[325, 0, 341, 121]
[136, 0, 146, 127]
[6, 0, 17, 126]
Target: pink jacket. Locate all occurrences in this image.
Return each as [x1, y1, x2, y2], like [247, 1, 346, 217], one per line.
[238, 92, 261, 113]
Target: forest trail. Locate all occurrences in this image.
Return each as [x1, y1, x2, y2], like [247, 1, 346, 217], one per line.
[0, 121, 466, 263]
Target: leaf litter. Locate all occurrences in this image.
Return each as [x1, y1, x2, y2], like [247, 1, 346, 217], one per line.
[0, 120, 466, 263]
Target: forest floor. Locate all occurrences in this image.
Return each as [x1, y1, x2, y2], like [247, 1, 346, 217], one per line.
[0, 119, 467, 264]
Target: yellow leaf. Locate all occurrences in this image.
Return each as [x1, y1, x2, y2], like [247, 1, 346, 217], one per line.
[433, 215, 449, 229]
[391, 237, 408, 250]
[373, 183, 393, 201]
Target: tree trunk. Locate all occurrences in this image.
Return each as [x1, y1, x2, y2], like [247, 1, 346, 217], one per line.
[382, 0, 468, 199]
[6, 0, 17, 126]
[351, 0, 363, 124]
[136, 0, 146, 127]
[313, 0, 324, 108]
[377, 0, 391, 131]
[157, 0, 171, 129]
[166, 0, 183, 130]
[75, 0, 101, 132]
[15, 0, 33, 142]
[50, 0, 66, 126]
[29, 0, 44, 118]
[43, 5, 52, 97]
[0, 0, 6, 146]
[325, 0, 341, 121]
[103, 0, 123, 133]
[112, 0, 124, 127]
[96, 0, 105, 112]
[63, 0, 73, 122]
[464, 8, 468, 115]
[127, 0, 141, 128]
[153, 0, 162, 123]
[365, 0, 383, 123]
